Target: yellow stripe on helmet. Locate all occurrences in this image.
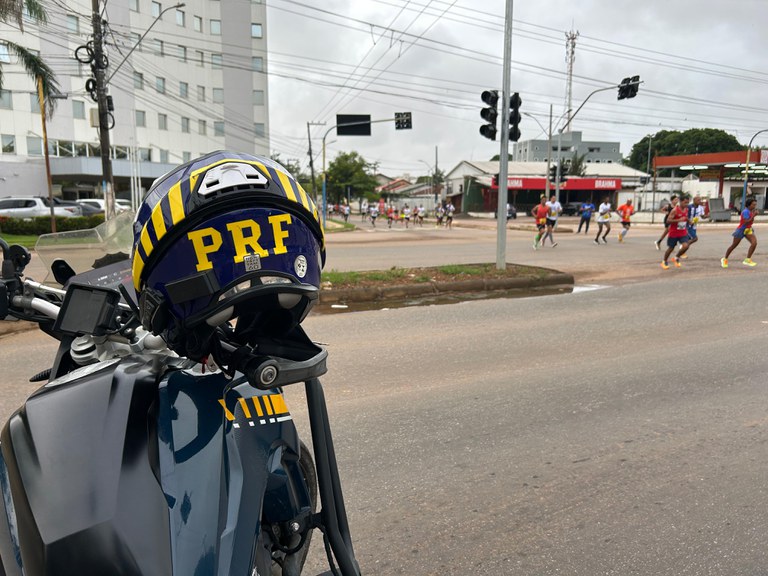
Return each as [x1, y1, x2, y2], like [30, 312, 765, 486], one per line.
[168, 182, 185, 224]
[275, 170, 298, 204]
[131, 252, 145, 290]
[150, 201, 167, 241]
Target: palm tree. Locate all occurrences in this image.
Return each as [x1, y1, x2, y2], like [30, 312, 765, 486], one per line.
[0, 0, 60, 115]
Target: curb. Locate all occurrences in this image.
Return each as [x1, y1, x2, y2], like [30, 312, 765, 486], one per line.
[319, 272, 574, 305]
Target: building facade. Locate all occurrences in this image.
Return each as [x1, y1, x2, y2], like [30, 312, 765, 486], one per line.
[512, 131, 622, 165]
[0, 0, 269, 204]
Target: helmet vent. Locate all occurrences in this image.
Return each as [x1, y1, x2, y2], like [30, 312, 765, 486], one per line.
[199, 163, 269, 197]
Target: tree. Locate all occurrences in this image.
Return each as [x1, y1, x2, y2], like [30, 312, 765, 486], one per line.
[1, 0, 60, 115]
[325, 151, 378, 204]
[626, 129, 744, 172]
[566, 152, 587, 177]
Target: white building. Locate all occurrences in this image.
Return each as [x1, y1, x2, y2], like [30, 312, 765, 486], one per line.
[0, 0, 269, 204]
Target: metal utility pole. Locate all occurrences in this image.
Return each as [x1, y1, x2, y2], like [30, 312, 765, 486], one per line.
[564, 29, 579, 129]
[495, 0, 514, 271]
[91, 0, 115, 219]
[307, 121, 326, 201]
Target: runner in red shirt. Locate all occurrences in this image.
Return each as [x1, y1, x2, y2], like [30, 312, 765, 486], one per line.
[616, 199, 635, 243]
[661, 195, 690, 269]
[531, 196, 549, 250]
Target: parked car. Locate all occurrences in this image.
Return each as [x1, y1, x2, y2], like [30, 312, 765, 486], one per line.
[562, 202, 583, 216]
[494, 204, 518, 220]
[0, 197, 81, 219]
[77, 198, 133, 215]
[115, 199, 133, 211]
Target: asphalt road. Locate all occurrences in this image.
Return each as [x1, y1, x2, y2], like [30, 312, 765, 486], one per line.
[1, 221, 766, 575]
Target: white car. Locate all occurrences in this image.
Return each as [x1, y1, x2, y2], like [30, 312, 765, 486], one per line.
[0, 197, 81, 218]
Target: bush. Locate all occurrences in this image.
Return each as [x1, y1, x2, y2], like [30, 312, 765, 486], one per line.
[0, 215, 105, 235]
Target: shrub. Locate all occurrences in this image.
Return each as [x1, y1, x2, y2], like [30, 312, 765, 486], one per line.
[0, 215, 105, 235]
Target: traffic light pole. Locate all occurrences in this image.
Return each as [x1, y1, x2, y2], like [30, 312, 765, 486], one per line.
[742, 128, 768, 211]
[495, 0, 514, 271]
[554, 82, 631, 202]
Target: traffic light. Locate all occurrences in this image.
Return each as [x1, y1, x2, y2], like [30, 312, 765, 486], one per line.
[627, 75, 640, 98]
[549, 164, 557, 183]
[394, 112, 412, 130]
[618, 76, 640, 100]
[480, 90, 499, 140]
[509, 92, 522, 142]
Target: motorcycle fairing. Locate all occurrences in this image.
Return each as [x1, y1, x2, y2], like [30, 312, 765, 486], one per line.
[0, 358, 312, 576]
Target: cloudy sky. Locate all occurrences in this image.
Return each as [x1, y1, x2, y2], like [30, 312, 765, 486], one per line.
[266, 0, 768, 179]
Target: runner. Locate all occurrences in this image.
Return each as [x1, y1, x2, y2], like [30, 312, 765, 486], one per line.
[594, 197, 612, 244]
[655, 195, 678, 250]
[403, 203, 411, 229]
[531, 196, 549, 250]
[721, 196, 758, 268]
[387, 204, 395, 228]
[616, 199, 635, 243]
[417, 204, 425, 226]
[681, 195, 705, 257]
[369, 203, 379, 228]
[542, 194, 562, 247]
[661, 195, 690, 269]
[445, 201, 455, 229]
[435, 203, 445, 228]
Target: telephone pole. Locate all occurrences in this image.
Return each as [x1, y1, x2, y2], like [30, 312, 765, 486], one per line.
[91, 0, 115, 218]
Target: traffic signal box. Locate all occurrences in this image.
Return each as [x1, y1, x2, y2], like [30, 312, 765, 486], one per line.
[394, 112, 412, 130]
[480, 90, 522, 142]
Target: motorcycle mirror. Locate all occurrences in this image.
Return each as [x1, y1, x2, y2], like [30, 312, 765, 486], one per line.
[51, 259, 77, 286]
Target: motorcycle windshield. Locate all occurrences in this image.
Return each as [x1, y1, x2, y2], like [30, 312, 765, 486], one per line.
[34, 211, 135, 285]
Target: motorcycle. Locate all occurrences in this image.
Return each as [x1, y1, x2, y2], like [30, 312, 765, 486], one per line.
[0, 212, 361, 576]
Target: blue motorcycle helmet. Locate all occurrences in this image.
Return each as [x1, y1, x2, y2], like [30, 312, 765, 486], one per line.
[131, 151, 325, 359]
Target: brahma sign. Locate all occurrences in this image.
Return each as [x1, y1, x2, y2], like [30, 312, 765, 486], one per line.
[492, 177, 622, 190]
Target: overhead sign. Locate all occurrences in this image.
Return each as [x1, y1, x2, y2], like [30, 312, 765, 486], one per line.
[336, 114, 371, 136]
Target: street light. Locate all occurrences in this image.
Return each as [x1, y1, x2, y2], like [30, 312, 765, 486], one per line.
[742, 128, 768, 211]
[523, 106, 553, 197]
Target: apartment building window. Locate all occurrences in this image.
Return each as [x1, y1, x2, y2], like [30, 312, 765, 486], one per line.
[197, 85, 205, 101]
[151, 1, 161, 17]
[72, 100, 85, 119]
[252, 57, 263, 72]
[26, 136, 42, 156]
[67, 15, 79, 34]
[153, 39, 164, 56]
[159, 149, 169, 163]
[193, 15, 202, 32]
[156, 76, 166, 94]
[196, 50, 204, 66]
[254, 123, 265, 138]
[133, 71, 144, 89]
[211, 53, 222, 69]
[158, 113, 168, 130]
[181, 117, 190, 133]
[182, 151, 191, 162]
[179, 81, 188, 98]
[29, 93, 40, 112]
[210, 19, 221, 35]
[1, 135, 15, 154]
[176, 9, 185, 26]
[129, 0, 139, 11]
[0, 43, 10, 63]
[214, 121, 224, 137]
[198, 120, 207, 135]
[177, 45, 187, 62]
[130, 32, 141, 51]
[212, 88, 223, 103]
[135, 110, 146, 127]
[0, 90, 12, 109]
[140, 148, 151, 161]
[253, 90, 264, 105]
[251, 23, 263, 38]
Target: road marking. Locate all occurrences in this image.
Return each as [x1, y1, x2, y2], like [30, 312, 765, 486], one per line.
[572, 284, 610, 293]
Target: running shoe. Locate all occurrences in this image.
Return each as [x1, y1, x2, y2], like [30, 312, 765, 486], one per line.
[618, 234, 623, 243]
[551, 242, 558, 248]
[661, 261, 669, 270]
[679, 254, 688, 259]
[593, 239, 600, 245]
[674, 258, 682, 268]
[721, 258, 728, 268]
[654, 240, 660, 250]
[602, 237, 608, 244]
[743, 258, 757, 267]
